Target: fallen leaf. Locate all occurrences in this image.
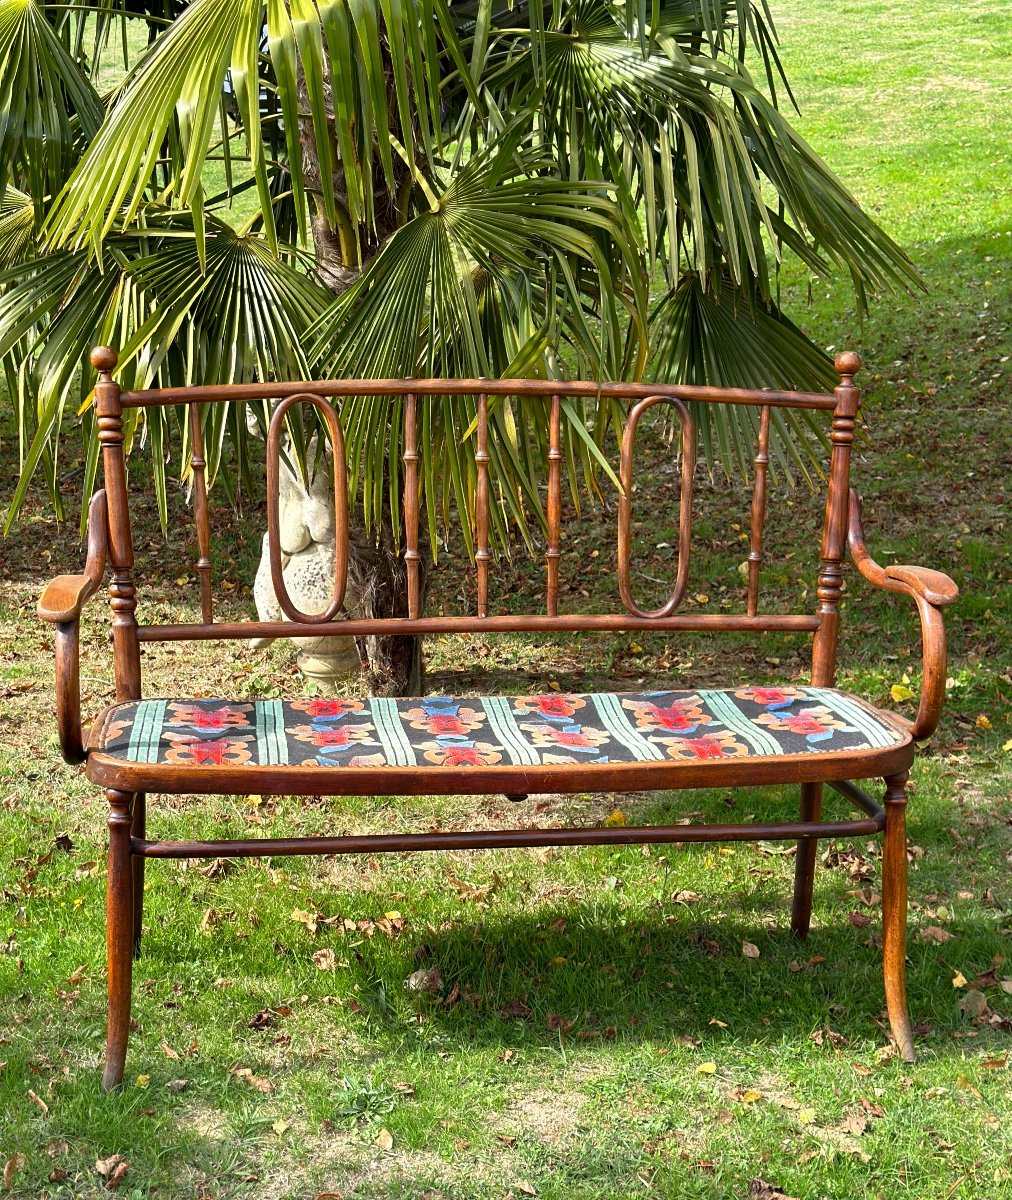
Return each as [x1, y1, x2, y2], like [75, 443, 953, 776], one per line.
[315, 1193, 344, 1199]
[975, 714, 992, 730]
[49, 1169, 69, 1183]
[68, 964, 89, 985]
[375, 1128, 394, 1152]
[405, 966, 443, 994]
[232, 1067, 272, 1092]
[515, 1182, 537, 1196]
[1001, 980, 1012, 995]
[737, 1089, 763, 1104]
[95, 1155, 123, 1178]
[890, 684, 914, 703]
[501, 998, 532, 1019]
[603, 809, 626, 827]
[696, 1061, 717, 1075]
[741, 942, 760, 960]
[952, 971, 967, 988]
[291, 909, 319, 935]
[165, 1079, 189, 1093]
[28, 1088, 49, 1116]
[848, 911, 872, 928]
[272, 1119, 290, 1135]
[546, 1013, 574, 1034]
[919, 925, 954, 944]
[135, 1075, 151, 1087]
[160, 1040, 180, 1060]
[3, 1154, 26, 1189]
[106, 1162, 129, 1191]
[981, 1055, 1007, 1070]
[749, 1179, 800, 1200]
[248, 1009, 276, 1030]
[313, 948, 336, 971]
[798, 1107, 816, 1125]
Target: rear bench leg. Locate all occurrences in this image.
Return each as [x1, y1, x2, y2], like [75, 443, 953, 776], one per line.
[790, 782, 822, 937]
[882, 772, 916, 1062]
[131, 793, 145, 957]
[103, 788, 135, 1091]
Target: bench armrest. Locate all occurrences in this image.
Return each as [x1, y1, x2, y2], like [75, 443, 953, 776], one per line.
[847, 489, 958, 741]
[36, 492, 108, 763]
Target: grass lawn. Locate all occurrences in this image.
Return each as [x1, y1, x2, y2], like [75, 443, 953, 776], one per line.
[1, 2, 1011, 1197]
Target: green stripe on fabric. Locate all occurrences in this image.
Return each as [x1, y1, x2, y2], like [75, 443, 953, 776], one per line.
[256, 700, 288, 766]
[700, 690, 783, 756]
[590, 694, 665, 762]
[126, 700, 166, 763]
[482, 696, 541, 765]
[371, 699, 417, 767]
[807, 689, 898, 748]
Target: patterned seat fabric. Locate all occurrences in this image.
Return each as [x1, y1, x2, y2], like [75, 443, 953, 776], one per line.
[94, 687, 903, 769]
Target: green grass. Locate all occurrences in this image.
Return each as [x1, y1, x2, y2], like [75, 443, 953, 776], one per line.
[2, 2, 1012, 1197]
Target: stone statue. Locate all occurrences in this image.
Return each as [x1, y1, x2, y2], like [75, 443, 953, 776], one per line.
[251, 439, 360, 688]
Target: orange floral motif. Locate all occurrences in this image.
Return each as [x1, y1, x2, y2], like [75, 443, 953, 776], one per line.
[755, 706, 852, 742]
[519, 723, 610, 752]
[419, 741, 503, 768]
[290, 698, 365, 719]
[165, 703, 253, 731]
[513, 695, 587, 720]
[622, 695, 710, 734]
[288, 723, 378, 750]
[403, 705, 485, 737]
[733, 686, 807, 709]
[658, 729, 747, 761]
[163, 734, 254, 766]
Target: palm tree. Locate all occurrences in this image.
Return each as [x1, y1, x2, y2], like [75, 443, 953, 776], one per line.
[0, 0, 919, 691]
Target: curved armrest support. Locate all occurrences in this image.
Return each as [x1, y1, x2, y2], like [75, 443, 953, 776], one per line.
[848, 489, 958, 740]
[37, 491, 108, 763]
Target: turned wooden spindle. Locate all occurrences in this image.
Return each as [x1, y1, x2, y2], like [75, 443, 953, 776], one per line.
[747, 404, 771, 617]
[546, 394, 562, 617]
[402, 393, 421, 619]
[812, 352, 861, 686]
[475, 393, 490, 619]
[188, 403, 213, 623]
[92, 347, 141, 702]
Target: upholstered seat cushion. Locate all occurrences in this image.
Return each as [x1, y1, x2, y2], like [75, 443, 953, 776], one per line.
[86, 687, 910, 795]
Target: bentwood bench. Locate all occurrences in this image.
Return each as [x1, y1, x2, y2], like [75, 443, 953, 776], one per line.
[38, 348, 958, 1089]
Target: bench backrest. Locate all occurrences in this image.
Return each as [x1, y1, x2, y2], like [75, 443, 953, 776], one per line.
[88, 347, 862, 702]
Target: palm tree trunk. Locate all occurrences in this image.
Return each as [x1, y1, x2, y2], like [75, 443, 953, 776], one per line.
[298, 68, 424, 696]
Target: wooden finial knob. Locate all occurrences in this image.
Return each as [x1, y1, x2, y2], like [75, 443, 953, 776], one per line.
[90, 346, 118, 373]
[834, 350, 861, 377]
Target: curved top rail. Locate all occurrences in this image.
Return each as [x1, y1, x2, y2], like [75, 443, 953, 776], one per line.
[118, 377, 839, 411]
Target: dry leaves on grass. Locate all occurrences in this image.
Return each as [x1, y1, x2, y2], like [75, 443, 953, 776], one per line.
[232, 1067, 273, 1092]
[750, 1181, 800, 1200]
[918, 925, 954, 944]
[95, 1155, 129, 1190]
[3, 1154, 26, 1190]
[741, 942, 760, 959]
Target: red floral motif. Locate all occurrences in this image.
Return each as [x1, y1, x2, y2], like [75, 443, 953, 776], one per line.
[420, 741, 503, 768]
[659, 730, 747, 761]
[163, 735, 253, 766]
[289, 723, 376, 749]
[622, 695, 709, 733]
[290, 698, 364, 719]
[734, 686, 806, 708]
[404, 705, 484, 737]
[520, 723, 610, 751]
[166, 703, 253, 731]
[755, 706, 850, 740]
[514, 695, 586, 720]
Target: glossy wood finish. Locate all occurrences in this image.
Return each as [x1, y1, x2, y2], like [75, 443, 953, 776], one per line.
[266, 394, 349, 623]
[120, 376, 840, 411]
[617, 395, 694, 618]
[134, 612, 823, 642]
[38, 490, 108, 763]
[747, 405, 771, 617]
[38, 346, 962, 1083]
[475, 393, 490, 618]
[402, 393, 421, 618]
[848, 489, 958, 739]
[791, 781, 822, 937]
[188, 405, 213, 623]
[546, 394, 562, 617]
[103, 788, 134, 1091]
[882, 772, 915, 1062]
[136, 813, 886, 860]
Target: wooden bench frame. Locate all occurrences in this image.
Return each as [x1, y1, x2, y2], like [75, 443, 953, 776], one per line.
[38, 348, 958, 1089]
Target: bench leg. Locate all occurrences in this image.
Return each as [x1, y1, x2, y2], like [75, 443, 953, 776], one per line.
[882, 772, 916, 1062]
[131, 793, 145, 958]
[103, 788, 135, 1091]
[790, 782, 822, 938]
